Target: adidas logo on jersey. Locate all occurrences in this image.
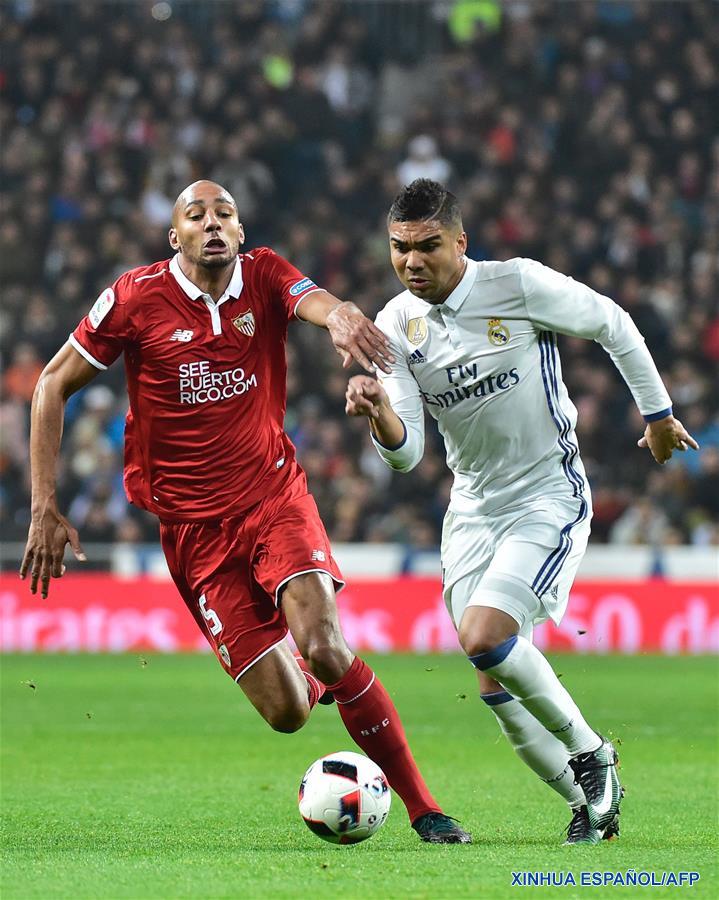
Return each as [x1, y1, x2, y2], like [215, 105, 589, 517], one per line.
[408, 349, 426, 366]
[170, 329, 194, 342]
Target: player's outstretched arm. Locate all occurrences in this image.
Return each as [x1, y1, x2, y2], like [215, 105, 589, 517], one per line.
[637, 414, 699, 465]
[20, 343, 99, 597]
[295, 290, 395, 374]
[519, 260, 700, 466]
[345, 375, 405, 449]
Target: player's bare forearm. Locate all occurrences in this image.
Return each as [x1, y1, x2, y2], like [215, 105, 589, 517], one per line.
[369, 403, 405, 449]
[21, 343, 97, 595]
[29, 345, 98, 506]
[30, 373, 66, 512]
[294, 289, 342, 327]
[297, 290, 395, 374]
[637, 413, 699, 465]
[345, 375, 405, 448]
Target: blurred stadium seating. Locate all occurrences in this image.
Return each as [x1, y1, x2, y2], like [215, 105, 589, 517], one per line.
[1, 0, 717, 563]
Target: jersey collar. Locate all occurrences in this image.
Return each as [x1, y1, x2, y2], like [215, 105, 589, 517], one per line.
[436, 257, 477, 312]
[169, 254, 244, 303]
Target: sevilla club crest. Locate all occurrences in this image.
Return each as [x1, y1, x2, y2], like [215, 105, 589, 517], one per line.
[233, 310, 255, 337]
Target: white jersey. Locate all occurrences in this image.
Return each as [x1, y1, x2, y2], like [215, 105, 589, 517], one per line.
[372, 257, 672, 518]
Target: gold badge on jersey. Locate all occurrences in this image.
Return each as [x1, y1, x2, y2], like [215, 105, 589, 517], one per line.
[406, 317, 427, 345]
[487, 318, 510, 346]
[233, 310, 255, 337]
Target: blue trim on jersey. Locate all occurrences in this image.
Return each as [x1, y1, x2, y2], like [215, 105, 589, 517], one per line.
[533, 333, 588, 598]
[468, 635, 518, 671]
[372, 418, 407, 451]
[644, 406, 672, 423]
[481, 690, 514, 706]
[538, 334, 583, 497]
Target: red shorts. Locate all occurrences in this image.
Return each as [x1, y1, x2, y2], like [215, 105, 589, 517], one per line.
[160, 478, 344, 681]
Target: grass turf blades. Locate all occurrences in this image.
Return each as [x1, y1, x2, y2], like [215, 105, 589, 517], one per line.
[1, 653, 717, 899]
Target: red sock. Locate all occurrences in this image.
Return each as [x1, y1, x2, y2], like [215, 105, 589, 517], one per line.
[293, 654, 326, 709]
[326, 656, 440, 824]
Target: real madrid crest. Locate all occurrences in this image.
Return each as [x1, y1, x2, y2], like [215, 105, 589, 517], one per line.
[233, 310, 255, 337]
[487, 318, 510, 346]
[406, 317, 427, 346]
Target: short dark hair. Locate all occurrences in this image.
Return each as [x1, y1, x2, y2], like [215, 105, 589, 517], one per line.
[387, 179, 463, 230]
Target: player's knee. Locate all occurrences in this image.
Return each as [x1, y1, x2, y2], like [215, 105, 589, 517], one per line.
[458, 607, 519, 659]
[461, 633, 496, 658]
[458, 625, 511, 659]
[265, 701, 310, 734]
[302, 638, 352, 684]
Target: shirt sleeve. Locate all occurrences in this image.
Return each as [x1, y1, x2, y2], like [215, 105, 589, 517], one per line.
[518, 259, 672, 420]
[70, 273, 134, 370]
[255, 247, 323, 321]
[371, 308, 425, 471]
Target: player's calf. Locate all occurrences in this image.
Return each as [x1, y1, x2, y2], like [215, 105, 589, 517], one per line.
[235, 641, 312, 733]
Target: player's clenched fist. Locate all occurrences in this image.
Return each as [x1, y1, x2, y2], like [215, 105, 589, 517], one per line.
[346, 376, 407, 450]
[345, 376, 388, 419]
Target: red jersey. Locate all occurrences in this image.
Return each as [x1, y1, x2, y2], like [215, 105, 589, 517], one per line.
[71, 249, 322, 522]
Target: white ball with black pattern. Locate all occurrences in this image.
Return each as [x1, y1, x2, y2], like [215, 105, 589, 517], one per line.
[298, 750, 391, 844]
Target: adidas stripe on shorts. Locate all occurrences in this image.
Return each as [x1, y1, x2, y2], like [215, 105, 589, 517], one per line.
[441, 494, 592, 635]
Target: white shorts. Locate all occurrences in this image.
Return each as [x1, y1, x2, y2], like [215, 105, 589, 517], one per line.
[441, 494, 592, 633]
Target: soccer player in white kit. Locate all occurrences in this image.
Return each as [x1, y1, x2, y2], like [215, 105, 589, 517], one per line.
[346, 179, 699, 844]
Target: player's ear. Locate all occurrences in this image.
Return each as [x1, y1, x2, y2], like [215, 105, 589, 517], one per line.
[238, 223, 245, 246]
[168, 226, 180, 251]
[457, 231, 468, 258]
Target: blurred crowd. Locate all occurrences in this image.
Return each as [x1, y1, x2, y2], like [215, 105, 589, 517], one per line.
[1, 0, 718, 554]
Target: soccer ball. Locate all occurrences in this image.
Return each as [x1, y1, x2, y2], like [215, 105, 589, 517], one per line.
[298, 751, 391, 844]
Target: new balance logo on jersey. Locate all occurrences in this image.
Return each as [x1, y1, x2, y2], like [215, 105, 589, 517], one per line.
[408, 349, 426, 366]
[311, 549, 326, 562]
[170, 329, 194, 342]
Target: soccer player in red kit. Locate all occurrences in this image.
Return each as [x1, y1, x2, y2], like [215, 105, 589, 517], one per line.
[20, 180, 470, 844]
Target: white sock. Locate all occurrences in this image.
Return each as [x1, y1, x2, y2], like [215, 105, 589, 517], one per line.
[482, 690, 585, 808]
[471, 636, 600, 756]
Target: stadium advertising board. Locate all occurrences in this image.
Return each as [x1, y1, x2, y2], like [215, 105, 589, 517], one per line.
[1, 576, 717, 655]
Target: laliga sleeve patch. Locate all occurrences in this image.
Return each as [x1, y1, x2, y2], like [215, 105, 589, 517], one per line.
[88, 288, 115, 330]
[289, 277, 317, 297]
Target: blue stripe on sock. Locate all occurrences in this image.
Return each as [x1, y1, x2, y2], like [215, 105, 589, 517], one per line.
[480, 690, 514, 706]
[468, 635, 518, 670]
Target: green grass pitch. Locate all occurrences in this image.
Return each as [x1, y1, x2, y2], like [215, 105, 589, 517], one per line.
[2, 653, 717, 899]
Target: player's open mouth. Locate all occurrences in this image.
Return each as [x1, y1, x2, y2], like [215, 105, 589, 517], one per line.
[204, 239, 227, 254]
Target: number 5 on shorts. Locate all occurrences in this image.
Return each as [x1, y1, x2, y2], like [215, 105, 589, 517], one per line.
[199, 593, 222, 636]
